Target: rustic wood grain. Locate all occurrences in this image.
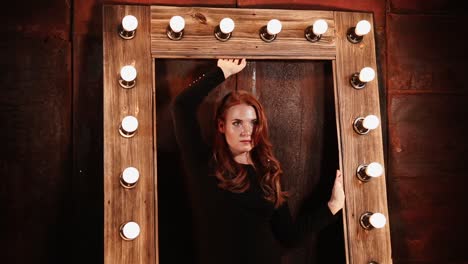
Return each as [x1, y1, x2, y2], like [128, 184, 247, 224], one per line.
[150, 6, 336, 59]
[387, 14, 466, 93]
[387, 94, 468, 262]
[103, 5, 156, 264]
[1, 33, 72, 264]
[334, 11, 392, 263]
[72, 34, 104, 264]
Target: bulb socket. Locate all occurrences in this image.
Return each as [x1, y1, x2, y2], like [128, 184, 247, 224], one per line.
[350, 72, 367, 89]
[347, 27, 364, 44]
[353, 117, 369, 135]
[356, 164, 372, 182]
[119, 79, 136, 89]
[166, 25, 184, 40]
[304, 25, 322, 42]
[259, 26, 277, 42]
[214, 25, 232, 41]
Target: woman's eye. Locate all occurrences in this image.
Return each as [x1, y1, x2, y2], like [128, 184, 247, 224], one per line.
[232, 121, 240, 126]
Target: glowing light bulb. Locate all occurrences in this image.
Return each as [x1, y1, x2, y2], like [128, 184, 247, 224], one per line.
[267, 19, 282, 35]
[366, 162, 383, 178]
[362, 115, 380, 130]
[312, 19, 328, 35]
[120, 65, 137, 82]
[121, 116, 138, 133]
[170, 16, 185, 33]
[220, 18, 235, 34]
[122, 15, 138, 31]
[355, 20, 371, 36]
[359, 67, 375, 83]
[369, 213, 386, 228]
[121, 167, 140, 187]
[120, 221, 140, 240]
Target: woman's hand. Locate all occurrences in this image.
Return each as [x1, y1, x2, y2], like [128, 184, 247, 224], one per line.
[217, 58, 247, 79]
[328, 170, 345, 215]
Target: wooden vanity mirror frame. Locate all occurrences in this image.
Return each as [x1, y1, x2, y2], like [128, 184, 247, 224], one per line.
[103, 4, 392, 264]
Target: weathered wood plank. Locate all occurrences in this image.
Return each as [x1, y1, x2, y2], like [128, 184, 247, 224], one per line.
[387, 94, 468, 262]
[1, 33, 72, 264]
[151, 6, 336, 59]
[72, 34, 104, 264]
[334, 11, 392, 263]
[387, 14, 466, 93]
[103, 5, 156, 264]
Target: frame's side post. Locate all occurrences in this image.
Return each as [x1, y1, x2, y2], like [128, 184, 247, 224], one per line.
[332, 60, 351, 264]
[103, 5, 155, 264]
[334, 12, 392, 263]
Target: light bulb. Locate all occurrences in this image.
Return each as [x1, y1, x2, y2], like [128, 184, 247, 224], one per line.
[359, 67, 375, 82]
[170, 16, 185, 33]
[312, 19, 328, 35]
[366, 162, 383, 178]
[120, 65, 137, 82]
[362, 115, 380, 130]
[355, 20, 371, 36]
[121, 116, 138, 133]
[220, 18, 235, 34]
[121, 167, 140, 187]
[120, 221, 140, 240]
[122, 15, 138, 31]
[267, 19, 282, 35]
[369, 213, 386, 228]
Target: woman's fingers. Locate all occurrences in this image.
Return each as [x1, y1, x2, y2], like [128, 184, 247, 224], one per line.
[240, 58, 247, 67]
[336, 170, 342, 184]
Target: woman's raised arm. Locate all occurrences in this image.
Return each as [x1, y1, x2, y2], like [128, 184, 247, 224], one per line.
[171, 59, 247, 167]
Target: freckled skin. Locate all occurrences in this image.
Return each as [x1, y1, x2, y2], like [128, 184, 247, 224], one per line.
[218, 103, 258, 157]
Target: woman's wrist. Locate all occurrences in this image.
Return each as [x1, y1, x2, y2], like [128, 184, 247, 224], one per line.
[218, 66, 231, 79]
[327, 201, 340, 215]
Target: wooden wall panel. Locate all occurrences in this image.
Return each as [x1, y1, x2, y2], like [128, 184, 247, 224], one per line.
[386, 12, 468, 263]
[150, 6, 336, 59]
[1, 1, 72, 264]
[0, 33, 72, 264]
[72, 35, 104, 264]
[387, 14, 466, 93]
[103, 5, 155, 264]
[334, 11, 392, 263]
[387, 95, 468, 262]
[5, 0, 70, 39]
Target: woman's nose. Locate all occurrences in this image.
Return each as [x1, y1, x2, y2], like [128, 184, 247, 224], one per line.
[241, 123, 253, 135]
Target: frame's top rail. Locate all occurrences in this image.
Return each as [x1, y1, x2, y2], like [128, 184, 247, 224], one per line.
[150, 6, 336, 59]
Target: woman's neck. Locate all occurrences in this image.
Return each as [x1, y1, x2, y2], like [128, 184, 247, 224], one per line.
[233, 151, 252, 165]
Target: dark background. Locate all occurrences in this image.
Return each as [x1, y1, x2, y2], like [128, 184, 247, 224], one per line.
[1, 0, 467, 263]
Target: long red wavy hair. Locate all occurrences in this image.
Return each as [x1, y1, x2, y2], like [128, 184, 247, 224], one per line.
[212, 90, 287, 208]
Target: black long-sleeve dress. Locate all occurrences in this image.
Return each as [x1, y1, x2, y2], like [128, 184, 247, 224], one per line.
[171, 66, 337, 264]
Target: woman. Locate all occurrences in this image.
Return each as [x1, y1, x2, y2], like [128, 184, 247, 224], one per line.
[172, 58, 345, 264]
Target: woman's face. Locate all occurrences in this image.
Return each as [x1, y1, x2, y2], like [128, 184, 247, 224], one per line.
[218, 103, 258, 156]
